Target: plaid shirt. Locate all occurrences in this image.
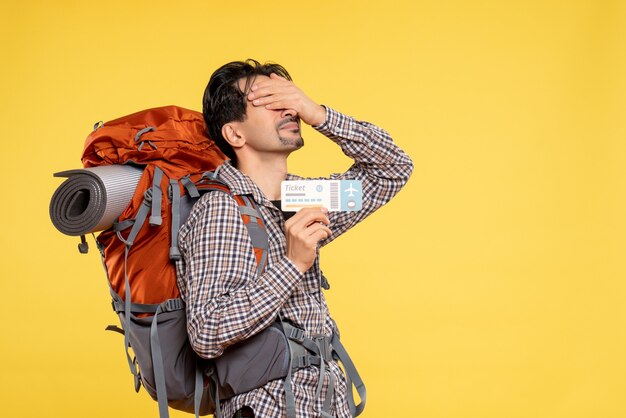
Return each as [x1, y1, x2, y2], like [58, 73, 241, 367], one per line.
[176, 107, 413, 418]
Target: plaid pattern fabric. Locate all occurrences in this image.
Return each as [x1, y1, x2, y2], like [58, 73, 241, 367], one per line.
[176, 107, 413, 418]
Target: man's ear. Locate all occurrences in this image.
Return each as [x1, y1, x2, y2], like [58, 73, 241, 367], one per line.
[221, 123, 245, 149]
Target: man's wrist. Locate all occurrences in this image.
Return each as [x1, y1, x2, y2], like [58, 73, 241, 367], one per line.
[309, 105, 327, 128]
[284, 256, 307, 276]
[312, 105, 339, 133]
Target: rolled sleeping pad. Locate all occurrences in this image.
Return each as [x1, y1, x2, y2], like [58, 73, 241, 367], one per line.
[50, 165, 143, 236]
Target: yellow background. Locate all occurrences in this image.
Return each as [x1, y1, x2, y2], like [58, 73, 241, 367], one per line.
[1, 0, 625, 417]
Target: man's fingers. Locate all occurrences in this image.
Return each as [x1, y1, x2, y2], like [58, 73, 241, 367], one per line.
[285, 208, 329, 230]
[248, 90, 292, 106]
[307, 224, 332, 240]
[250, 80, 284, 95]
[264, 99, 301, 111]
[248, 86, 275, 100]
[248, 87, 296, 105]
[249, 75, 292, 100]
[270, 72, 286, 81]
[309, 227, 332, 243]
[250, 95, 297, 108]
[286, 207, 328, 223]
[284, 207, 330, 273]
[251, 72, 288, 91]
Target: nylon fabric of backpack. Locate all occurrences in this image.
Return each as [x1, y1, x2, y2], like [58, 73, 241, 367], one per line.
[82, 106, 226, 307]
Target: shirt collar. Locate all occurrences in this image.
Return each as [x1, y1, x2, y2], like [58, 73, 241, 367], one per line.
[215, 161, 282, 208]
[215, 161, 305, 206]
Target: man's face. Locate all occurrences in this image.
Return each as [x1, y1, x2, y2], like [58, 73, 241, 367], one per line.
[235, 75, 304, 155]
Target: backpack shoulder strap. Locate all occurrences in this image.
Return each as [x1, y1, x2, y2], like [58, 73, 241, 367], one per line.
[184, 179, 269, 276]
[235, 194, 268, 277]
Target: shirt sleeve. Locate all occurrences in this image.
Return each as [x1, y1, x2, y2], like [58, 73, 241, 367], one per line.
[177, 191, 303, 359]
[312, 106, 414, 244]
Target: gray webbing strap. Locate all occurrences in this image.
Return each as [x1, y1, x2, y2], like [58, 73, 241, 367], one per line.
[204, 366, 221, 418]
[96, 236, 140, 391]
[150, 167, 164, 226]
[137, 140, 158, 151]
[116, 191, 153, 391]
[284, 349, 297, 418]
[282, 321, 343, 417]
[150, 304, 170, 418]
[332, 334, 367, 416]
[239, 195, 256, 213]
[112, 301, 159, 314]
[120, 197, 150, 389]
[169, 179, 181, 260]
[316, 343, 327, 400]
[112, 299, 183, 314]
[181, 176, 200, 198]
[135, 127, 157, 151]
[313, 333, 334, 418]
[95, 237, 140, 390]
[134, 126, 155, 142]
[321, 369, 335, 418]
[239, 195, 268, 278]
[202, 165, 223, 181]
[194, 363, 203, 418]
[123, 246, 140, 391]
[113, 219, 134, 232]
[213, 370, 222, 418]
[283, 321, 338, 417]
[256, 250, 268, 280]
[279, 316, 298, 418]
[238, 205, 262, 218]
[117, 189, 152, 247]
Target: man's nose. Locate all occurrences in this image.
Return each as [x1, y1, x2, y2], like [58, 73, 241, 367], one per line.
[280, 108, 297, 119]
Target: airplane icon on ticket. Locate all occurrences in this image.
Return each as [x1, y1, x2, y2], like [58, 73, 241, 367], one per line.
[344, 182, 358, 197]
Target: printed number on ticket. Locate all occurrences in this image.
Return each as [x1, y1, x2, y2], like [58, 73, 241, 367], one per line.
[281, 180, 362, 212]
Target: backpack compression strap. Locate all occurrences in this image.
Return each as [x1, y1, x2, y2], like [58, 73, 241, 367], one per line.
[332, 334, 367, 416]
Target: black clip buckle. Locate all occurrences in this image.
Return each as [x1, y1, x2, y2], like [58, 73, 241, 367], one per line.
[78, 235, 89, 254]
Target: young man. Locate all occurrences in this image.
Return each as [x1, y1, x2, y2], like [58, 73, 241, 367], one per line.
[176, 59, 413, 418]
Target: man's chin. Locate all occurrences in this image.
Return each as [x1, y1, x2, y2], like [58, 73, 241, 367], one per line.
[279, 135, 305, 149]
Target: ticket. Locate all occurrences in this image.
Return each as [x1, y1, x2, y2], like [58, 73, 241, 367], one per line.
[280, 180, 363, 212]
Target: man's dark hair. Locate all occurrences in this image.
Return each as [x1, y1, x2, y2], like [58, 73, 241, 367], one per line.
[202, 59, 292, 166]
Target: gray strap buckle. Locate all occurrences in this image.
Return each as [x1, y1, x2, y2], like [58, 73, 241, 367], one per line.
[161, 298, 184, 312]
[288, 327, 305, 344]
[314, 335, 333, 360]
[293, 355, 322, 369]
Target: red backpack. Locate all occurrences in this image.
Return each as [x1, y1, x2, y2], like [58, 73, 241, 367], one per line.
[84, 105, 222, 305]
[82, 105, 269, 417]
